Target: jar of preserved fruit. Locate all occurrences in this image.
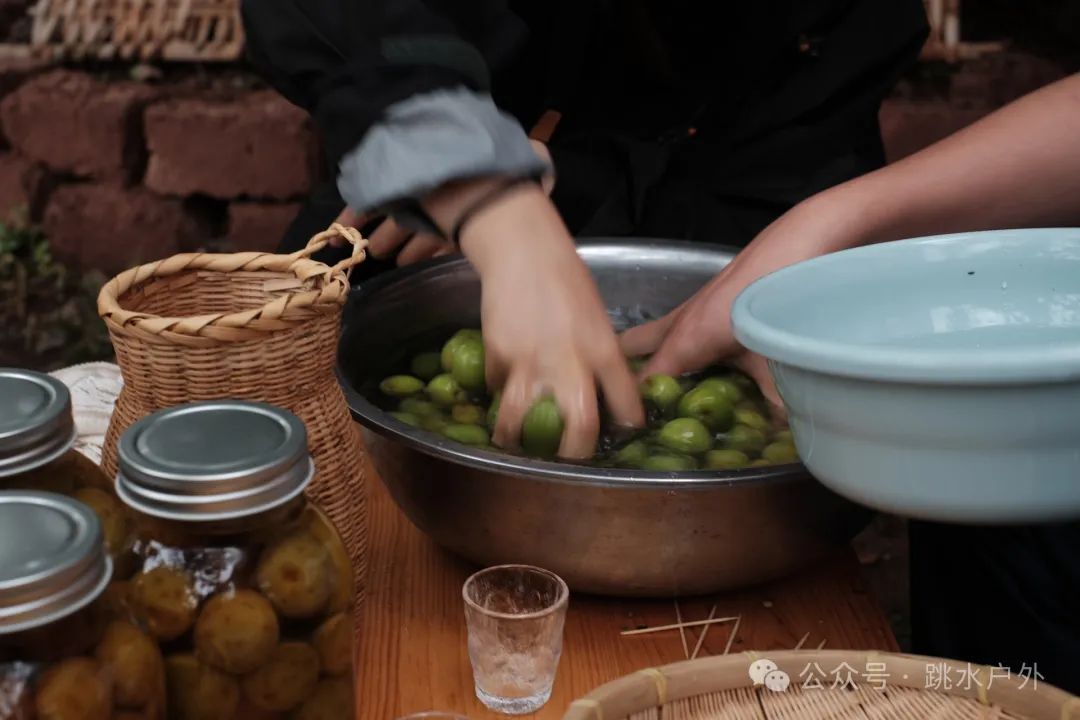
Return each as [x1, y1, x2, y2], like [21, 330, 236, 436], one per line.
[0, 369, 132, 567]
[0, 490, 166, 720]
[114, 401, 355, 720]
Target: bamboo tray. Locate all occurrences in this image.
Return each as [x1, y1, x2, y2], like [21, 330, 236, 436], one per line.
[563, 650, 1079, 720]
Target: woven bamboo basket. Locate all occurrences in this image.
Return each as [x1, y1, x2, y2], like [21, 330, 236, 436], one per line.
[563, 650, 1079, 720]
[30, 0, 244, 62]
[97, 224, 370, 610]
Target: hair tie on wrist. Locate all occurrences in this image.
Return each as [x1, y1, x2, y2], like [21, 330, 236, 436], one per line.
[450, 176, 541, 246]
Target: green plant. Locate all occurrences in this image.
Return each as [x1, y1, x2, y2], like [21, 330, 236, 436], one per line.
[0, 208, 112, 370]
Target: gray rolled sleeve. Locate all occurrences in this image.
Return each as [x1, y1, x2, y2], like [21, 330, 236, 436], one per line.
[337, 87, 549, 214]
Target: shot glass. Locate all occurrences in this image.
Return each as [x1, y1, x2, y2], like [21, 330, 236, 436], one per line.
[463, 564, 570, 714]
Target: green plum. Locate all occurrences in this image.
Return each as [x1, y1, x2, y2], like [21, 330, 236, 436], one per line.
[697, 377, 744, 405]
[390, 412, 420, 427]
[640, 374, 684, 415]
[410, 352, 443, 381]
[612, 440, 649, 468]
[703, 449, 750, 470]
[749, 459, 772, 468]
[656, 418, 713, 454]
[419, 413, 448, 433]
[426, 374, 465, 406]
[677, 385, 735, 432]
[723, 424, 767, 454]
[440, 329, 483, 372]
[449, 337, 486, 393]
[522, 397, 564, 458]
[762, 441, 798, 464]
[487, 391, 501, 432]
[451, 404, 485, 425]
[441, 423, 490, 446]
[379, 375, 425, 398]
[642, 453, 698, 471]
[735, 407, 770, 432]
[772, 429, 793, 443]
[399, 397, 440, 417]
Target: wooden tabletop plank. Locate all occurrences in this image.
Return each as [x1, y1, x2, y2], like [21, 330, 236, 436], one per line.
[355, 458, 898, 720]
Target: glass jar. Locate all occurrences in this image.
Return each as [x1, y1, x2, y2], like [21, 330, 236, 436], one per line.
[114, 401, 355, 720]
[0, 490, 166, 720]
[0, 369, 132, 568]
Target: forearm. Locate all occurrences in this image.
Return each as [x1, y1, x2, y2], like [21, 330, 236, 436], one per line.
[816, 73, 1080, 251]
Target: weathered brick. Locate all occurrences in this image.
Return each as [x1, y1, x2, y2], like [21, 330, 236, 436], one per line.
[879, 99, 991, 164]
[145, 91, 317, 201]
[0, 70, 156, 181]
[227, 201, 301, 253]
[0, 152, 47, 220]
[43, 184, 214, 273]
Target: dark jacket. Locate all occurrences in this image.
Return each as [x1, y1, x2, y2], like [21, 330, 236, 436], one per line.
[244, 0, 928, 245]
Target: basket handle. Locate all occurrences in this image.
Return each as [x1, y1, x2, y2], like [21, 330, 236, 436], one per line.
[294, 223, 370, 278]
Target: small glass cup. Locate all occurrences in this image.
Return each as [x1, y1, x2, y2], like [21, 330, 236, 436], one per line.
[463, 564, 570, 715]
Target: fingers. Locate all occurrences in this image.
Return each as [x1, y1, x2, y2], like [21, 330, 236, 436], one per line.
[594, 348, 646, 429]
[492, 366, 535, 451]
[619, 306, 682, 359]
[368, 218, 413, 259]
[735, 352, 787, 421]
[555, 368, 600, 460]
[397, 234, 453, 266]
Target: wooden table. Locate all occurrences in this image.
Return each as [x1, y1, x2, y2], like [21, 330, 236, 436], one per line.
[355, 461, 898, 720]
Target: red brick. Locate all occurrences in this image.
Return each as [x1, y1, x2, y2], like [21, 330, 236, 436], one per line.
[0, 152, 47, 220]
[145, 91, 316, 201]
[879, 99, 991, 164]
[227, 201, 301, 252]
[0, 70, 156, 181]
[43, 184, 213, 273]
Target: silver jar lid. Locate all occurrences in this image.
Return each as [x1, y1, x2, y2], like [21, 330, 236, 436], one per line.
[0, 369, 77, 478]
[116, 401, 313, 521]
[0, 491, 112, 634]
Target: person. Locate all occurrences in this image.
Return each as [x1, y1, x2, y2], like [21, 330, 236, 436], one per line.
[240, 0, 928, 458]
[624, 72, 1080, 694]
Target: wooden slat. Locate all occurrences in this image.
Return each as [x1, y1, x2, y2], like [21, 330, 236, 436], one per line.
[355, 454, 898, 720]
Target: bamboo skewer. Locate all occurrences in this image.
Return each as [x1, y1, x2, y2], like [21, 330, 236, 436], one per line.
[689, 605, 718, 660]
[674, 601, 689, 660]
[620, 615, 740, 637]
[816, 638, 827, 650]
[722, 615, 741, 656]
[793, 631, 810, 650]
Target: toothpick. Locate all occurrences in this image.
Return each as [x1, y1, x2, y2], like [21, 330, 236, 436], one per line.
[722, 615, 742, 655]
[620, 616, 740, 636]
[794, 631, 810, 650]
[690, 605, 718, 660]
[674, 601, 689, 659]
[816, 638, 827, 650]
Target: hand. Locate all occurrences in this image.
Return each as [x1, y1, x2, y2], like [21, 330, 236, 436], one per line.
[432, 180, 643, 458]
[328, 140, 555, 266]
[620, 192, 860, 412]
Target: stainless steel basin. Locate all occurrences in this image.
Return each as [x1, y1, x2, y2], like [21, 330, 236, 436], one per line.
[338, 239, 870, 597]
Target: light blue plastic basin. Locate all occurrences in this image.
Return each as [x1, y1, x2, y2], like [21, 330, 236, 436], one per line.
[731, 228, 1080, 524]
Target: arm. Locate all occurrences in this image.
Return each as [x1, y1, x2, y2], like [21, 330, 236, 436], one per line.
[242, 0, 644, 456]
[623, 73, 1080, 396]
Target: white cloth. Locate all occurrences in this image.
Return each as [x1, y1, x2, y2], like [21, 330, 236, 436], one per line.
[49, 362, 124, 464]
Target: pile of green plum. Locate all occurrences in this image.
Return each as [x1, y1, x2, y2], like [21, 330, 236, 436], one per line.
[376, 329, 798, 470]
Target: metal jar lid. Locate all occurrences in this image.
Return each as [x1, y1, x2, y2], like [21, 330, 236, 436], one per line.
[0, 491, 112, 634]
[0, 369, 77, 478]
[116, 401, 313, 522]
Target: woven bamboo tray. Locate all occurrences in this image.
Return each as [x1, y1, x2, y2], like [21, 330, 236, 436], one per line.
[563, 651, 1079, 720]
[97, 225, 370, 615]
[30, 0, 244, 61]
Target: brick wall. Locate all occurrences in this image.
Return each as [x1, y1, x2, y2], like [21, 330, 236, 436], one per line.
[0, 65, 311, 274]
[0, 51, 1066, 276]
